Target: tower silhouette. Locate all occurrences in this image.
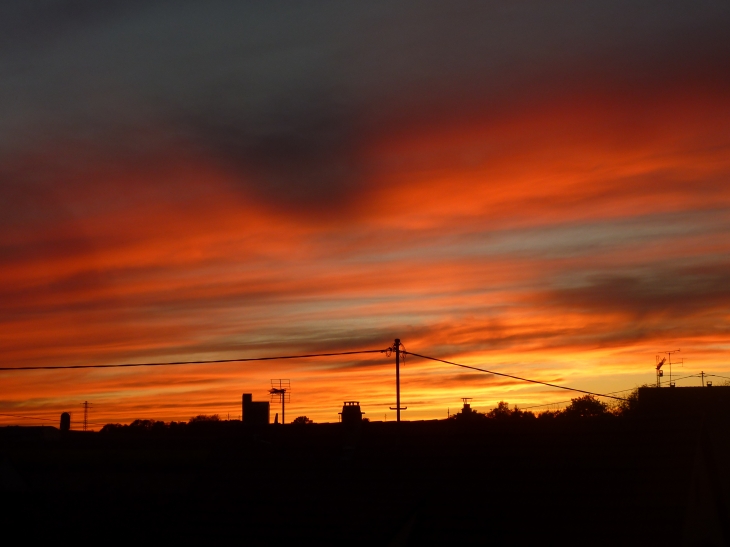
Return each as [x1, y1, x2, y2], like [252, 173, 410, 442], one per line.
[269, 379, 290, 424]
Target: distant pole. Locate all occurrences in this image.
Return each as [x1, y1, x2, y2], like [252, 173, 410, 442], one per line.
[282, 395, 285, 425]
[701, 371, 705, 387]
[389, 338, 407, 422]
[82, 401, 89, 432]
[395, 339, 401, 422]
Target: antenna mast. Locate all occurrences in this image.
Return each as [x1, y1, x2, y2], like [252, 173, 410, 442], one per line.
[655, 357, 666, 387]
[658, 349, 681, 386]
[269, 379, 290, 424]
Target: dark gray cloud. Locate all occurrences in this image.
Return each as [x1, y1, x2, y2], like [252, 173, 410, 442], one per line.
[1, 0, 729, 211]
[546, 262, 730, 320]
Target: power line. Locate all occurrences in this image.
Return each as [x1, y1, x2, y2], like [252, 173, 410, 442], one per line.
[666, 374, 701, 383]
[0, 348, 389, 372]
[0, 413, 107, 426]
[519, 400, 573, 410]
[506, 386, 641, 411]
[404, 351, 628, 401]
[708, 374, 730, 382]
[0, 413, 57, 422]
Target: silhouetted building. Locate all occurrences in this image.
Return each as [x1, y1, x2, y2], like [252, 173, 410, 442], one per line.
[339, 401, 363, 425]
[242, 394, 270, 425]
[451, 397, 486, 422]
[638, 386, 730, 419]
[460, 398, 474, 415]
[60, 412, 71, 432]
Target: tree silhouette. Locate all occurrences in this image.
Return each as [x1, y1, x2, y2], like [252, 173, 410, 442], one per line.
[613, 386, 647, 417]
[562, 395, 609, 418]
[486, 401, 536, 420]
[292, 416, 313, 425]
[486, 401, 512, 419]
[188, 414, 220, 423]
[512, 406, 536, 420]
[537, 409, 559, 420]
[129, 419, 161, 429]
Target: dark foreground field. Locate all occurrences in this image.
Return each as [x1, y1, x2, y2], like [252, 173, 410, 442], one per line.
[2, 417, 728, 546]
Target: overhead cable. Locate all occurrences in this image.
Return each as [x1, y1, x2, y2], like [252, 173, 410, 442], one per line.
[0, 348, 389, 372]
[519, 387, 637, 410]
[404, 351, 628, 401]
[708, 374, 730, 382]
[0, 413, 107, 426]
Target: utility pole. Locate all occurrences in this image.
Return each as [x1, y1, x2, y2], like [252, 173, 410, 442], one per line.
[701, 371, 705, 387]
[389, 338, 407, 422]
[395, 339, 400, 422]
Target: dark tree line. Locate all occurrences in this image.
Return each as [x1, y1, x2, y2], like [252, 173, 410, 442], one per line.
[449, 390, 642, 422]
[100, 390, 644, 433]
[100, 414, 225, 433]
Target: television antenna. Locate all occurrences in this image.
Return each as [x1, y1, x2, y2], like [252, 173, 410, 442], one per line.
[655, 357, 666, 387]
[269, 379, 291, 424]
[657, 350, 681, 387]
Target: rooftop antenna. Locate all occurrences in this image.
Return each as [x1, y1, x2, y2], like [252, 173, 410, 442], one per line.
[388, 339, 407, 422]
[655, 357, 666, 387]
[269, 379, 290, 424]
[658, 350, 681, 387]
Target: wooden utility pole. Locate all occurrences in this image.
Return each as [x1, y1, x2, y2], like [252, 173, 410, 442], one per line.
[389, 339, 407, 422]
[396, 339, 401, 422]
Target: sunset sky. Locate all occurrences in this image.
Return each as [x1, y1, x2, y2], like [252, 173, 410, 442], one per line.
[2, 1, 730, 426]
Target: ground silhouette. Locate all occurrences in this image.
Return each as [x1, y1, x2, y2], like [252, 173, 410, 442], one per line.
[3, 388, 729, 546]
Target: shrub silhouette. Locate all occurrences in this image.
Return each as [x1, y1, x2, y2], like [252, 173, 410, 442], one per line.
[292, 416, 313, 424]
